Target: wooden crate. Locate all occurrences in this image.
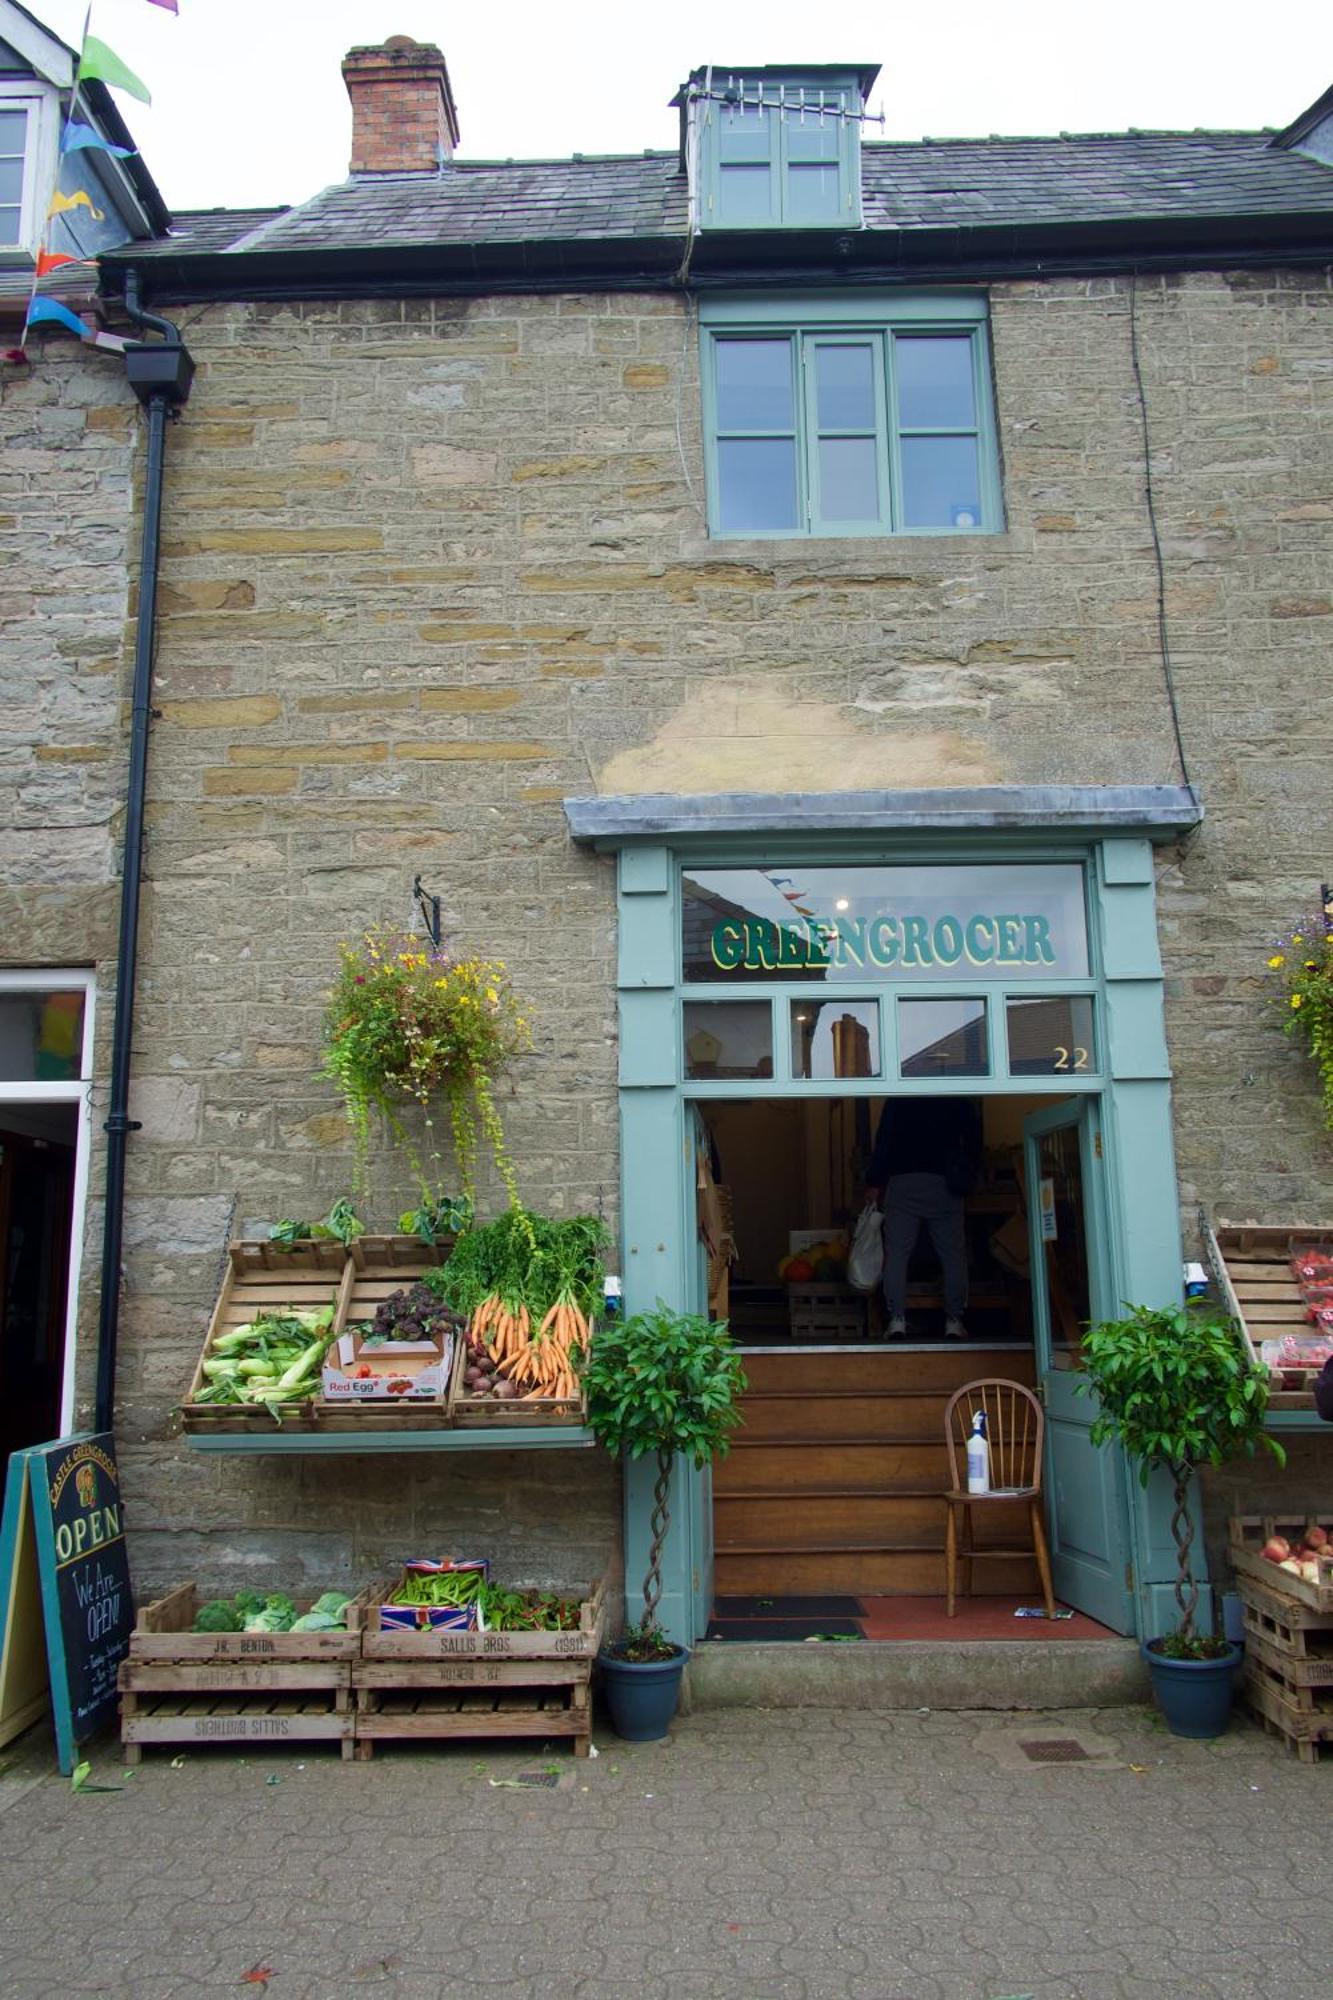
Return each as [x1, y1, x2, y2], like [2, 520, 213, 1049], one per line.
[449, 1330, 588, 1428]
[1243, 1674, 1333, 1764]
[120, 1691, 356, 1761]
[349, 1233, 454, 1270]
[1205, 1220, 1332, 1409]
[316, 1244, 458, 1430]
[180, 1241, 352, 1433]
[352, 1676, 591, 1758]
[787, 1283, 867, 1342]
[1238, 1574, 1333, 1654]
[361, 1579, 604, 1662]
[1229, 1517, 1333, 1615]
[127, 1582, 373, 1663]
[1243, 1625, 1333, 1689]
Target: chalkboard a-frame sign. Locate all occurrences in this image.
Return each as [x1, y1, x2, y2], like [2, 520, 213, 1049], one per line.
[0, 1433, 134, 1773]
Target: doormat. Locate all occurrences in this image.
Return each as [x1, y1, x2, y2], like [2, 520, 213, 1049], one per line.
[706, 1616, 864, 1642]
[712, 1595, 865, 1620]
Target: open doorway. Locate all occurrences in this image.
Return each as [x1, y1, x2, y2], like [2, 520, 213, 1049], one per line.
[0, 1106, 78, 1465]
[0, 975, 95, 1468]
[699, 1092, 1064, 1347]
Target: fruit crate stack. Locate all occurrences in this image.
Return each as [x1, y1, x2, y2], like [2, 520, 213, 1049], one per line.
[118, 1584, 372, 1763]
[352, 1572, 605, 1759]
[1230, 1516, 1333, 1764]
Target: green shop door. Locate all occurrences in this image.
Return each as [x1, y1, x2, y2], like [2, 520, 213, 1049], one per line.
[1023, 1098, 1134, 1634]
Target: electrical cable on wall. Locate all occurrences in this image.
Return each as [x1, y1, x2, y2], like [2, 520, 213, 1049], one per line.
[1128, 268, 1193, 794]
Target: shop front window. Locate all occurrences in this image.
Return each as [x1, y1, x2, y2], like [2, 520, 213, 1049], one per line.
[898, 997, 989, 1078]
[683, 862, 1089, 985]
[1006, 995, 1096, 1078]
[683, 1000, 774, 1080]
[790, 999, 880, 1079]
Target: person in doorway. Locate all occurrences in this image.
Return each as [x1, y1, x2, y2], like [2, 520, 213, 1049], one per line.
[866, 1097, 982, 1340]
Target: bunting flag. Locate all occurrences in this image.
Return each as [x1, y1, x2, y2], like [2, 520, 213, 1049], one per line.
[23, 299, 93, 339]
[145, 0, 179, 11]
[47, 186, 106, 221]
[36, 250, 81, 275]
[61, 120, 135, 158]
[76, 36, 152, 105]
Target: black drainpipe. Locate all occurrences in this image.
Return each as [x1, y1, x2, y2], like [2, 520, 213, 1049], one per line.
[93, 271, 194, 1435]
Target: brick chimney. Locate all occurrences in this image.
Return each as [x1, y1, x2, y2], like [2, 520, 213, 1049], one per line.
[342, 36, 460, 175]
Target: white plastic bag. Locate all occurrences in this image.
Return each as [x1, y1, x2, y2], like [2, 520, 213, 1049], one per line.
[847, 1202, 884, 1294]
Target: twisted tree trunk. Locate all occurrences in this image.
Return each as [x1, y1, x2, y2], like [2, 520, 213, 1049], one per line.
[1169, 1461, 1198, 1638]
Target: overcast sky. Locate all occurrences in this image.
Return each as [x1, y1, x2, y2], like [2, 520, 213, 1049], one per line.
[32, 0, 1333, 214]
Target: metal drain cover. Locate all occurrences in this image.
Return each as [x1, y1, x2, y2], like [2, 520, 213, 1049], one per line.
[512, 1769, 560, 1787]
[1019, 1739, 1089, 1763]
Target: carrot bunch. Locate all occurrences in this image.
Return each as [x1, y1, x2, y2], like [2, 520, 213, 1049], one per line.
[427, 1207, 608, 1409]
[512, 1295, 591, 1402]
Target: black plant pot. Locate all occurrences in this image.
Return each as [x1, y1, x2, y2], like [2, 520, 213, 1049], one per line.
[1141, 1638, 1242, 1738]
[598, 1644, 690, 1742]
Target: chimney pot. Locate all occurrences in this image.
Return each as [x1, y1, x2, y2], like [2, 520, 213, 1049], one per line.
[342, 37, 460, 175]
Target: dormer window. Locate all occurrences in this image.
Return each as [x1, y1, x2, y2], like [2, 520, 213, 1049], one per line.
[678, 64, 878, 230]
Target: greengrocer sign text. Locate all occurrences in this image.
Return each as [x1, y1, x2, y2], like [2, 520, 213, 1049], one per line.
[711, 912, 1056, 973]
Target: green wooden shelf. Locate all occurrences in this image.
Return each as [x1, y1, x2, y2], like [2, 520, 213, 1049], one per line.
[183, 1427, 596, 1455]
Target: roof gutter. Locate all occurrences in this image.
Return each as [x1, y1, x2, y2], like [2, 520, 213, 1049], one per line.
[99, 210, 1333, 308]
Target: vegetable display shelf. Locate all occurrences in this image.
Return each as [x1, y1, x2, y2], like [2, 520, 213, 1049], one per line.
[350, 1580, 605, 1759]
[181, 1238, 594, 1447]
[118, 1583, 375, 1763]
[182, 1424, 594, 1454]
[1204, 1220, 1333, 1417]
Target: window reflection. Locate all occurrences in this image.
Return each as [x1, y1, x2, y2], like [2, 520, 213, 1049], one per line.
[684, 1001, 774, 1080]
[899, 997, 988, 1078]
[791, 1000, 880, 1079]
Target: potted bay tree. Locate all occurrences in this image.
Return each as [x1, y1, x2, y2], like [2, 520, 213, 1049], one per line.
[1080, 1301, 1284, 1738]
[582, 1302, 746, 1741]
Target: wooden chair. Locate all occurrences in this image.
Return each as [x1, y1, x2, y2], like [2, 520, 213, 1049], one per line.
[942, 1379, 1055, 1618]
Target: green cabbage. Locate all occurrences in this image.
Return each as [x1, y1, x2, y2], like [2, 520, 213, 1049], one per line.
[192, 1600, 242, 1634]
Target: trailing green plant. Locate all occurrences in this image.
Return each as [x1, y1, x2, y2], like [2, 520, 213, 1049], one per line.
[1078, 1302, 1284, 1653]
[582, 1304, 747, 1657]
[1264, 911, 1333, 1130]
[319, 927, 531, 1207]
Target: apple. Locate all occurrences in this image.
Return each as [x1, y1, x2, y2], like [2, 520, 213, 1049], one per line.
[1261, 1535, 1292, 1563]
[1303, 1524, 1329, 1551]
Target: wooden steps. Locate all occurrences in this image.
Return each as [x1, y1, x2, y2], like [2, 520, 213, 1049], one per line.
[715, 1550, 1039, 1595]
[716, 1346, 1040, 1599]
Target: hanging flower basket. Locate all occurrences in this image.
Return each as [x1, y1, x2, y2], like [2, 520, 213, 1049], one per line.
[1264, 911, 1333, 1131]
[320, 928, 531, 1207]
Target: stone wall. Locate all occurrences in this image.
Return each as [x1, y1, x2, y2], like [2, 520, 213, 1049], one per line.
[7, 267, 1331, 1595]
[0, 332, 140, 1424]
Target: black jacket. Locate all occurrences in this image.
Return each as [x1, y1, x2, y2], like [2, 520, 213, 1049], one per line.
[870, 1098, 981, 1186]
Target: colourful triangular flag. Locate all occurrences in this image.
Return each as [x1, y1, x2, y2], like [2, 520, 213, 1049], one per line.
[48, 186, 106, 222]
[24, 299, 92, 339]
[77, 36, 152, 105]
[61, 120, 135, 158]
[36, 250, 81, 275]
[146, 0, 179, 11]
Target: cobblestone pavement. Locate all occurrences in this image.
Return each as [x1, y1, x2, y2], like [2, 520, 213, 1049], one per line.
[1, 1704, 1330, 2000]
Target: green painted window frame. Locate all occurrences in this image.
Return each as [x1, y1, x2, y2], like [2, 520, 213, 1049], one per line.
[698, 76, 861, 230]
[675, 845, 1100, 1092]
[699, 292, 1003, 540]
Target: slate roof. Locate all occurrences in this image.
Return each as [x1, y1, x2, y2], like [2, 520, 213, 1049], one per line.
[123, 128, 1333, 267]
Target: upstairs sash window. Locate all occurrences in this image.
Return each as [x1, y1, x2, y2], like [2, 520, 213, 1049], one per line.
[702, 295, 1001, 539]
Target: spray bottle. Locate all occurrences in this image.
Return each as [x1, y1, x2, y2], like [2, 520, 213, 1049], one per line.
[966, 1409, 990, 1495]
